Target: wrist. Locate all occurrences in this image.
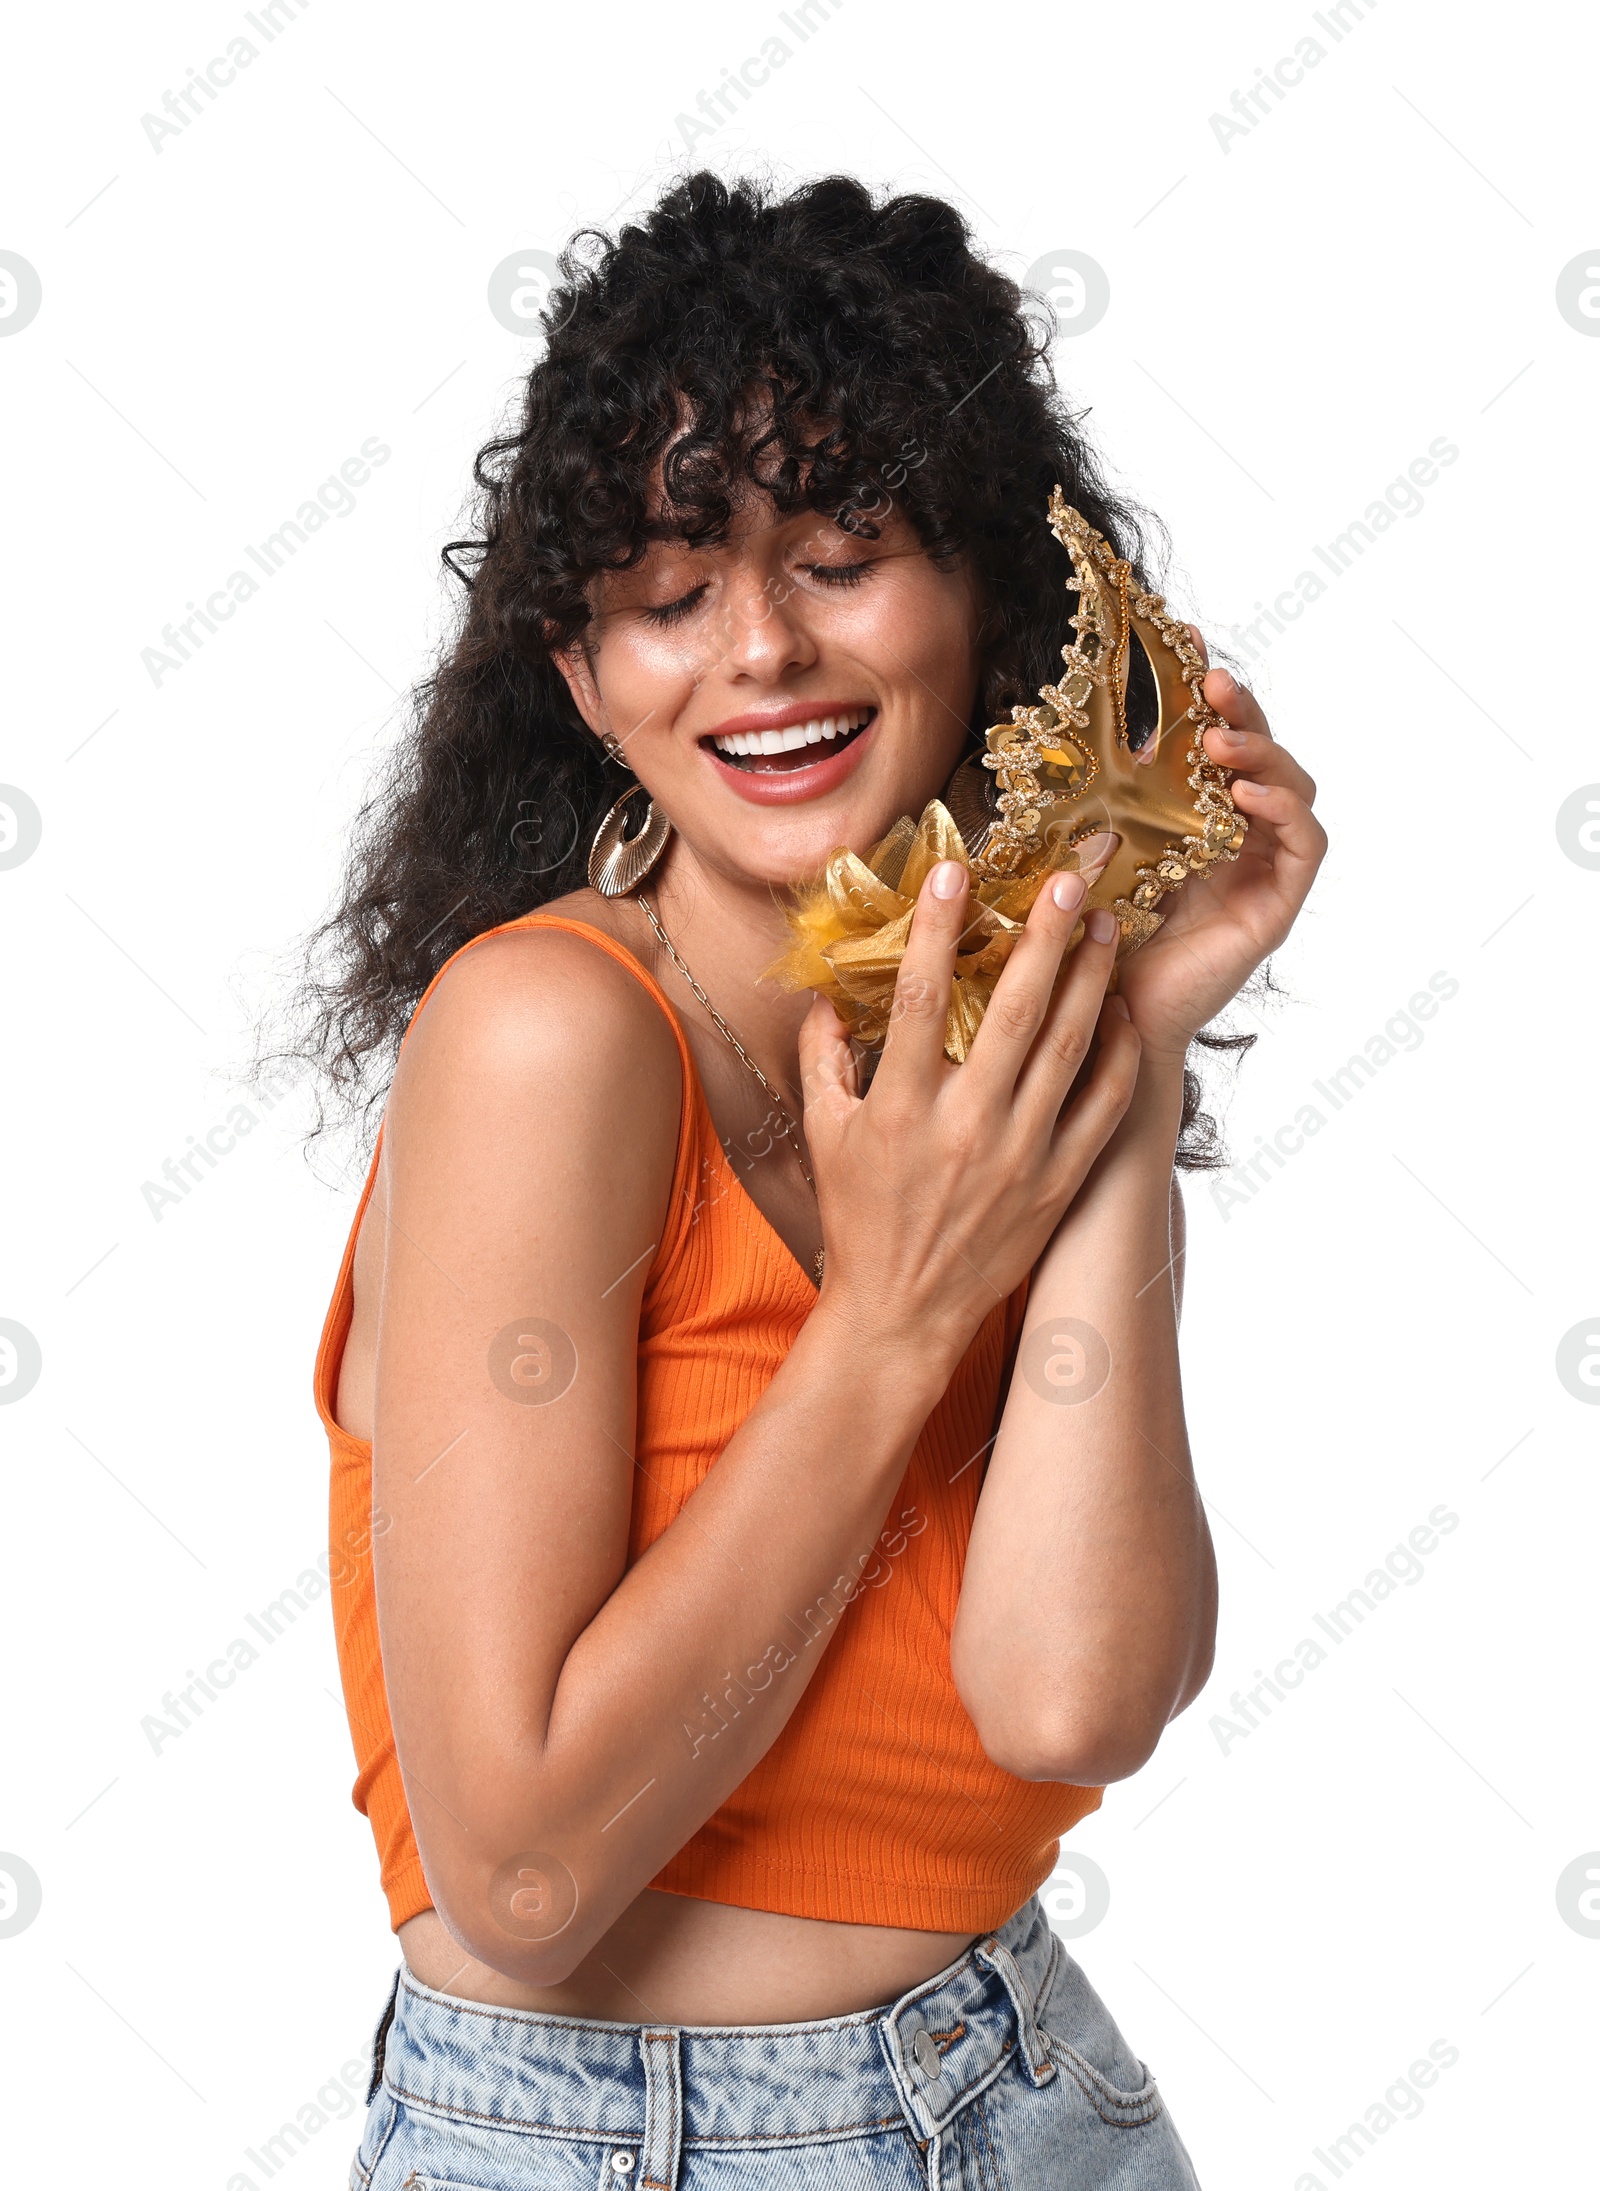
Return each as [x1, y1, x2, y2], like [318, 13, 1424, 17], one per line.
[1127, 1025, 1197, 1073]
[1074, 1048, 1185, 1204]
[1120, 1046, 1188, 1135]
[805, 1284, 969, 1415]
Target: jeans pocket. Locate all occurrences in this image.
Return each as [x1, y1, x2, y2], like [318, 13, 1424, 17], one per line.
[349, 2088, 400, 2188]
[1037, 1944, 1165, 2129]
[1043, 2031, 1165, 2128]
[358, 2110, 625, 2191]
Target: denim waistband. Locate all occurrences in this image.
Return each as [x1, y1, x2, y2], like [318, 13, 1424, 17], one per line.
[380, 1896, 1064, 2165]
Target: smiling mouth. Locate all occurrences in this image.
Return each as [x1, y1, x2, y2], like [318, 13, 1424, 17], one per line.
[703, 707, 876, 772]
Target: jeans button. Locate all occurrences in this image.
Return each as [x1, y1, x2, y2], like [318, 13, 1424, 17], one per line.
[611, 2154, 636, 2176]
[913, 2028, 941, 2079]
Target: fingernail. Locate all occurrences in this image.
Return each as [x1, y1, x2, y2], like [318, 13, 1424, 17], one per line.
[1073, 831, 1119, 869]
[929, 859, 967, 899]
[1213, 723, 1249, 744]
[1086, 908, 1117, 944]
[1051, 871, 1086, 913]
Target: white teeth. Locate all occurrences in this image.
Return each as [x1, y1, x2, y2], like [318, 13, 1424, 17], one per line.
[711, 709, 870, 756]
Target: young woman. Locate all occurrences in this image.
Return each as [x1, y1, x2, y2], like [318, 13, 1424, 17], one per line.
[307, 173, 1323, 2188]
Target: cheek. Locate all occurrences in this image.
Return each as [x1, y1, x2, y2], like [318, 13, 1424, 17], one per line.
[592, 624, 719, 711]
[850, 573, 979, 698]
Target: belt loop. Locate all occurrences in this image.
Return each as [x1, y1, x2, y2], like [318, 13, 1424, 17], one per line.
[637, 2027, 682, 2191]
[973, 1933, 1055, 2087]
[366, 1967, 401, 2103]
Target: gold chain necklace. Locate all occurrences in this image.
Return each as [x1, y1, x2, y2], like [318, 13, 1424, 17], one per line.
[635, 893, 824, 1281]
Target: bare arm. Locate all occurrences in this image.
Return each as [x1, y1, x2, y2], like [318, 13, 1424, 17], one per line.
[372, 885, 1136, 1987]
[950, 660, 1327, 1785]
[950, 1059, 1216, 1785]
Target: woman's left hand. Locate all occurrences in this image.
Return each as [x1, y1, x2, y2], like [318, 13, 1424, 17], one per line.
[1112, 642, 1326, 1062]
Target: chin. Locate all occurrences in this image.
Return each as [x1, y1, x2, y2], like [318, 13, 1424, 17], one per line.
[704, 781, 931, 891]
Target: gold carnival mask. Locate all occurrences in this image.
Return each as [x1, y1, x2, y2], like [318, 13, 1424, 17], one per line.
[766, 489, 1248, 1061]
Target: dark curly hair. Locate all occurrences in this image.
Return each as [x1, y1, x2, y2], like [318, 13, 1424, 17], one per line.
[278, 170, 1253, 1164]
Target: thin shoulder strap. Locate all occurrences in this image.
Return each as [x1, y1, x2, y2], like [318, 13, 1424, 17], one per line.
[374, 905, 691, 1062]
[496, 910, 695, 1078]
[313, 908, 701, 1444]
[315, 902, 701, 1428]
[387, 903, 702, 1151]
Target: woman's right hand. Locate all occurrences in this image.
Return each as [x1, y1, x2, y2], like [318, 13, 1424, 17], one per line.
[798, 854, 1143, 1376]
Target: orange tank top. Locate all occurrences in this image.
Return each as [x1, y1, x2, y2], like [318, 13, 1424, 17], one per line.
[314, 911, 1101, 1935]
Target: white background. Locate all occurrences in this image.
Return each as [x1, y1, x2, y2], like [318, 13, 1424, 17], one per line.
[2, 1, 1595, 2184]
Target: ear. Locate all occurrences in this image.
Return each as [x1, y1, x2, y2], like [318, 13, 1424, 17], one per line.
[551, 640, 608, 741]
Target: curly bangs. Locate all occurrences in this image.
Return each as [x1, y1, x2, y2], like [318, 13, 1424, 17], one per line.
[461, 171, 1156, 716]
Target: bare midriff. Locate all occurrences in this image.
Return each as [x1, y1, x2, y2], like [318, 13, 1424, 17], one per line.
[396, 1901, 975, 2024]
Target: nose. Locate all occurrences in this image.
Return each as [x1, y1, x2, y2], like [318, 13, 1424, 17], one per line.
[708, 566, 820, 686]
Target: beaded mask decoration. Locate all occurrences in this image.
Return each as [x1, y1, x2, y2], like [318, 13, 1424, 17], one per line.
[766, 489, 1247, 1062]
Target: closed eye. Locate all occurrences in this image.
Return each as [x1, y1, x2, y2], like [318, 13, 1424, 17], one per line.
[803, 561, 873, 588]
[640, 582, 711, 627]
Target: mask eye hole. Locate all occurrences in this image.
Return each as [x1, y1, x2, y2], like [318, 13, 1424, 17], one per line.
[1125, 629, 1159, 751]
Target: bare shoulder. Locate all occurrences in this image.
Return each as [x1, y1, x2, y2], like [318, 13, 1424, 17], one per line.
[391, 909, 681, 1146]
[339, 909, 677, 1441]
[379, 910, 686, 1304]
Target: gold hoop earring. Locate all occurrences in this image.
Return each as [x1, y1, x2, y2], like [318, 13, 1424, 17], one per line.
[588, 783, 672, 897]
[943, 752, 995, 858]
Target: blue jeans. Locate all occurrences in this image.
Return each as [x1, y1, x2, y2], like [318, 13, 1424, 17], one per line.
[350, 1897, 1201, 2188]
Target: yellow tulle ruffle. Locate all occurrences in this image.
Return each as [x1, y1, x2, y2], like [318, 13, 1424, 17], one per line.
[764, 798, 1093, 1063]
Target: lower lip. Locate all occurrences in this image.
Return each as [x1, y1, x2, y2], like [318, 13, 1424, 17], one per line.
[701, 718, 877, 805]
